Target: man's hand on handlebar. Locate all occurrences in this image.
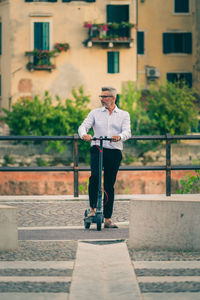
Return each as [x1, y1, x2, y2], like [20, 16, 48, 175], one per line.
[82, 134, 92, 142]
[111, 136, 121, 142]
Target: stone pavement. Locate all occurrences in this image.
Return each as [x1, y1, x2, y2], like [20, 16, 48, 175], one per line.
[0, 195, 200, 299]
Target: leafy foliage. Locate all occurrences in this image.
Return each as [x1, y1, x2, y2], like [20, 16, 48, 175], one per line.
[146, 82, 198, 135]
[177, 165, 200, 194]
[1, 86, 91, 162]
[119, 81, 199, 156]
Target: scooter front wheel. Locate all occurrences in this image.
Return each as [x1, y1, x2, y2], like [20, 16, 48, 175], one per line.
[96, 214, 102, 231]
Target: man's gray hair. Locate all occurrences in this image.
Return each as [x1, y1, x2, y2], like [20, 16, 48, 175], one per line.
[102, 86, 117, 97]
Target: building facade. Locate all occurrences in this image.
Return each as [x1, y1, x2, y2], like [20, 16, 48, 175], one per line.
[137, 0, 199, 92]
[0, 0, 199, 113]
[0, 0, 137, 111]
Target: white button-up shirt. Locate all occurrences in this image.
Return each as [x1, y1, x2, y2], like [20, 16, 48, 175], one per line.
[78, 106, 131, 150]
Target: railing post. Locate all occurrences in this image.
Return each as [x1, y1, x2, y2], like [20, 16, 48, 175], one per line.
[166, 134, 171, 196]
[73, 134, 79, 197]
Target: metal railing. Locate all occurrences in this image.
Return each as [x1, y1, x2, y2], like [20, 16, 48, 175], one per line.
[0, 134, 200, 197]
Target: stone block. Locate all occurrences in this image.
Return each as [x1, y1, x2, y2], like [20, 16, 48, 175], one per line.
[0, 205, 18, 250]
[129, 194, 200, 250]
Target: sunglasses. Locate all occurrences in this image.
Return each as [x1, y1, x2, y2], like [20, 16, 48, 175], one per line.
[99, 95, 113, 98]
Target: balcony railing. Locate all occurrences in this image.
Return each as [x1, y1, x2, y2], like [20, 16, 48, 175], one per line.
[25, 50, 56, 72]
[83, 22, 135, 48]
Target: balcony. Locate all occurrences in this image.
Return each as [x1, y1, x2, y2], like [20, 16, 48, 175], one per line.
[83, 22, 135, 48]
[25, 44, 69, 72]
[25, 50, 56, 72]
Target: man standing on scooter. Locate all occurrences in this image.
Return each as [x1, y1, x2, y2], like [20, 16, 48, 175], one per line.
[78, 86, 131, 228]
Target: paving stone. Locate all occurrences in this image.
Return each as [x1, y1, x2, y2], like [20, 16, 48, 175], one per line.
[0, 241, 77, 261]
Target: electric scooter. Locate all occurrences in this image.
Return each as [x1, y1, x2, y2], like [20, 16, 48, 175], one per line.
[84, 136, 112, 231]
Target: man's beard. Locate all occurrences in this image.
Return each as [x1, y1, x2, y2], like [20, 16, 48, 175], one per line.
[101, 101, 112, 108]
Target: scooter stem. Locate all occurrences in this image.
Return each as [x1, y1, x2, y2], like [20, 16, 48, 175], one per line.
[96, 137, 103, 213]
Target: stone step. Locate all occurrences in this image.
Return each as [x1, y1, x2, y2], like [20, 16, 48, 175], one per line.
[0, 294, 69, 300]
[133, 261, 200, 293]
[0, 281, 71, 293]
[0, 261, 74, 269]
[0, 260, 74, 294]
[133, 261, 200, 276]
[142, 293, 200, 300]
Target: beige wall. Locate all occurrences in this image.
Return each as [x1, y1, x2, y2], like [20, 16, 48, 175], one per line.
[0, 0, 11, 111]
[137, 0, 195, 89]
[0, 0, 136, 110]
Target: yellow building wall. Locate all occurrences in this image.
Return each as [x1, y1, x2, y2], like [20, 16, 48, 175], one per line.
[137, 0, 194, 88]
[0, 0, 11, 111]
[2, 0, 137, 110]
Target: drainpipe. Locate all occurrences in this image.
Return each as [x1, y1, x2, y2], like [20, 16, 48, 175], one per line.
[136, 0, 139, 89]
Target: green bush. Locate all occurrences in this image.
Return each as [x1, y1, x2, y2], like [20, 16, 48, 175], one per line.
[119, 81, 199, 157]
[147, 82, 198, 135]
[1, 86, 91, 162]
[177, 169, 200, 194]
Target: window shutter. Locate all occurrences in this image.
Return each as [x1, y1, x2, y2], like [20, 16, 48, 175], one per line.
[25, 0, 58, 2]
[62, 0, 95, 2]
[137, 31, 144, 54]
[107, 5, 129, 23]
[34, 23, 43, 50]
[175, 0, 189, 13]
[34, 22, 49, 50]
[184, 32, 192, 54]
[163, 33, 172, 54]
[0, 22, 2, 55]
[184, 73, 192, 87]
[108, 52, 119, 74]
[167, 73, 175, 83]
[43, 22, 50, 50]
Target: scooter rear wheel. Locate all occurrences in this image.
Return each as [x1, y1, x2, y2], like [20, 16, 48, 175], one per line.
[84, 221, 90, 229]
[96, 214, 102, 231]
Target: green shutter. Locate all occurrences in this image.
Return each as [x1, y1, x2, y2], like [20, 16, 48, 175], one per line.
[137, 31, 144, 54]
[43, 23, 50, 50]
[163, 33, 172, 54]
[34, 22, 49, 50]
[107, 5, 129, 23]
[184, 33, 192, 54]
[108, 52, 119, 74]
[175, 0, 189, 13]
[167, 73, 176, 83]
[184, 73, 192, 87]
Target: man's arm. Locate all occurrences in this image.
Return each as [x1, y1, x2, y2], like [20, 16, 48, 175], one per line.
[119, 112, 131, 141]
[78, 111, 94, 141]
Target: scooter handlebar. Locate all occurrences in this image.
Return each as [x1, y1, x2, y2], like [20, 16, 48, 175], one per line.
[92, 136, 112, 141]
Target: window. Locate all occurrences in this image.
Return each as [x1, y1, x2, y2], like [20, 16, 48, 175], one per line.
[137, 31, 144, 54]
[0, 74, 1, 97]
[25, 0, 57, 2]
[163, 32, 192, 54]
[34, 22, 49, 50]
[0, 22, 1, 55]
[167, 72, 192, 87]
[107, 5, 129, 23]
[62, 0, 95, 2]
[174, 0, 189, 13]
[34, 22, 50, 65]
[107, 5, 130, 38]
[107, 52, 119, 74]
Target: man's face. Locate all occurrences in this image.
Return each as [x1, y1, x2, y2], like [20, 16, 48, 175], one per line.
[99, 91, 115, 109]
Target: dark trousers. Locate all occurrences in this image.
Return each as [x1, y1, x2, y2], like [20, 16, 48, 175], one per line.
[88, 146, 122, 219]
